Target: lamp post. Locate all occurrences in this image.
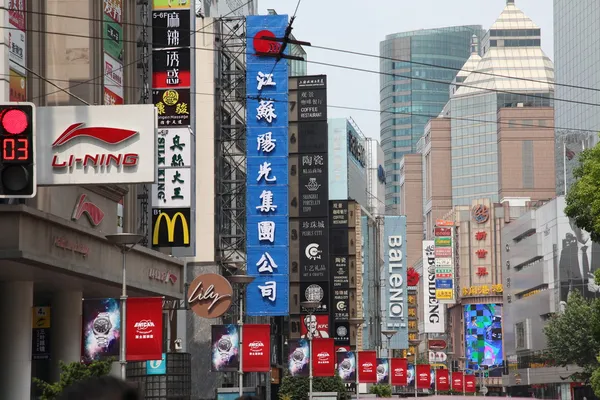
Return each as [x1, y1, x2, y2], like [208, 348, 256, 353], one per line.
[227, 273, 255, 399]
[301, 301, 322, 400]
[407, 339, 422, 398]
[105, 233, 144, 381]
[381, 330, 397, 387]
[459, 356, 466, 396]
[349, 318, 365, 400]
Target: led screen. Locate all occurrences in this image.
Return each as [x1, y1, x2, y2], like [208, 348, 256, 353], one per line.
[464, 303, 503, 374]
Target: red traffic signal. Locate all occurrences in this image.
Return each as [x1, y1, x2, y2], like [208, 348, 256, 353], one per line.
[0, 103, 36, 199]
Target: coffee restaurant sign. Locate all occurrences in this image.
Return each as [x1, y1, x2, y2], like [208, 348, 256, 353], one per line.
[187, 273, 233, 319]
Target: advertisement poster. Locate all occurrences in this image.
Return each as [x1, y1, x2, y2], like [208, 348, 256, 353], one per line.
[241, 324, 270, 372]
[422, 240, 445, 333]
[103, 52, 124, 100]
[9, 69, 26, 102]
[211, 325, 240, 372]
[103, 0, 123, 104]
[416, 364, 431, 389]
[312, 338, 334, 377]
[300, 314, 329, 339]
[82, 298, 120, 362]
[336, 351, 356, 383]
[436, 368, 450, 391]
[153, 88, 191, 126]
[126, 297, 163, 361]
[287, 339, 309, 377]
[358, 351, 377, 383]
[464, 303, 503, 375]
[452, 371, 464, 392]
[376, 358, 389, 384]
[465, 375, 477, 393]
[390, 358, 407, 386]
[31, 306, 51, 360]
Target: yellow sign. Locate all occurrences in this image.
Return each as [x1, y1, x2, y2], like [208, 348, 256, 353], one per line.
[152, 0, 190, 9]
[153, 211, 190, 246]
[32, 307, 51, 329]
[408, 294, 416, 305]
[408, 320, 417, 330]
[461, 284, 503, 296]
[408, 332, 418, 341]
[436, 289, 453, 300]
[408, 307, 417, 318]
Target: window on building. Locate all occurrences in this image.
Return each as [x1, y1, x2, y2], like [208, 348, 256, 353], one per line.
[515, 321, 527, 349]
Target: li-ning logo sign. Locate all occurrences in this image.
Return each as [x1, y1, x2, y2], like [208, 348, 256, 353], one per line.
[348, 133, 366, 167]
[387, 234, 406, 329]
[51, 123, 139, 169]
[72, 194, 105, 226]
[424, 244, 441, 324]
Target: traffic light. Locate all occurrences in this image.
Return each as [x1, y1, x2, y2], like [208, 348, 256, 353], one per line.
[483, 365, 489, 378]
[0, 103, 35, 198]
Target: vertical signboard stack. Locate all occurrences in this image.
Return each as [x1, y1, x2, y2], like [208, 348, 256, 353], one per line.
[328, 200, 354, 349]
[150, 0, 193, 249]
[288, 75, 330, 335]
[103, 0, 124, 105]
[244, 15, 290, 316]
[7, 0, 26, 101]
[434, 220, 456, 303]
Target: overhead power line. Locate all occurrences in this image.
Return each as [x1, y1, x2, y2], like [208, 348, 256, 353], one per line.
[8, 6, 600, 94]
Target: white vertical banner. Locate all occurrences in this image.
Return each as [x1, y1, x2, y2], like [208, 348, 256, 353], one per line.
[422, 241, 445, 333]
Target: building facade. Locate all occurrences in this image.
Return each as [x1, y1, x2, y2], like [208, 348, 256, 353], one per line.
[554, 0, 600, 195]
[380, 25, 485, 213]
[399, 154, 423, 272]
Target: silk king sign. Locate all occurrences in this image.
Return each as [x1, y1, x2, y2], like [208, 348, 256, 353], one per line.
[382, 216, 408, 350]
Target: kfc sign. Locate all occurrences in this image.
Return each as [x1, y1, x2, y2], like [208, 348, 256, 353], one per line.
[36, 105, 157, 185]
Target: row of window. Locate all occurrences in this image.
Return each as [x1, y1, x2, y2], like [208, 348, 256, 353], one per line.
[489, 29, 541, 37]
[490, 39, 542, 47]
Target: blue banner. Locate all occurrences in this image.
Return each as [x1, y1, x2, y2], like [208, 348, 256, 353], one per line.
[382, 216, 408, 349]
[245, 14, 290, 316]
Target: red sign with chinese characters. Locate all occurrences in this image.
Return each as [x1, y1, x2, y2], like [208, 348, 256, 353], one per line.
[475, 249, 488, 259]
[435, 227, 451, 237]
[436, 369, 450, 391]
[242, 324, 271, 372]
[452, 371, 463, 392]
[358, 351, 377, 383]
[390, 358, 408, 386]
[475, 231, 487, 241]
[476, 267, 488, 277]
[312, 338, 335, 377]
[465, 375, 477, 393]
[416, 364, 431, 389]
[126, 297, 163, 361]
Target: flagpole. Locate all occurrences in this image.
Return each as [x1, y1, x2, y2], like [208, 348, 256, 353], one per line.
[563, 141, 568, 195]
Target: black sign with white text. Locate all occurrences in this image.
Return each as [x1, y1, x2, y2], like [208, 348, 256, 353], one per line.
[298, 121, 328, 154]
[298, 89, 327, 122]
[331, 255, 349, 289]
[299, 154, 329, 217]
[330, 200, 349, 227]
[152, 10, 191, 49]
[333, 321, 350, 345]
[329, 227, 350, 256]
[32, 328, 50, 360]
[332, 288, 350, 321]
[300, 218, 329, 281]
[153, 88, 191, 126]
[300, 281, 329, 314]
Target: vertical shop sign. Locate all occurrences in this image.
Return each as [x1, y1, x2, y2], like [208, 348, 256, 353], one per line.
[422, 241, 445, 333]
[103, 0, 124, 105]
[329, 200, 350, 342]
[245, 15, 290, 316]
[32, 306, 51, 360]
[8, 0, 26, 100]
[151, 0, 192, 248]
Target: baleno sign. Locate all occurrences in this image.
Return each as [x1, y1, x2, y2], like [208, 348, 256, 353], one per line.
[187, 273, 233, 319]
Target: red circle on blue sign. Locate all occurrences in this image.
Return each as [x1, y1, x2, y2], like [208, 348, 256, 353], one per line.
[253, 30, 277, 54]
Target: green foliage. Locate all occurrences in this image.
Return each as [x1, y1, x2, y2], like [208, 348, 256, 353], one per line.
[591, 354, 600, 398]
[544, 291, 600, 381]
[565, 143, 600, 243]
[369, 384, 392, 397]
[33, 359, 114, 400]
[278, 374, 349, 400]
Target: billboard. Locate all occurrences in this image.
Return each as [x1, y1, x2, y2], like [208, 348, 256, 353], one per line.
[36, 105, 157, 185]
[422, 241, 446, 333]
[382, 216, 408, 349]
[245, 15, 289, 316]
[434, 223, 455, 303]
[464, 303, 503, 375]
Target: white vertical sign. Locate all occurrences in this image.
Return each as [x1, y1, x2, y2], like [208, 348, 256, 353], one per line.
[422, 241, 446, 333]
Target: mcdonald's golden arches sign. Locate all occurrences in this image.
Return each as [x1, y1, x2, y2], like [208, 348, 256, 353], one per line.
[152, 208, 191, 247]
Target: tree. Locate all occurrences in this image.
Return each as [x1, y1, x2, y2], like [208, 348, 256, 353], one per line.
[278, 374, 349, 400]
[369, 384, 392, 397]
[565, 143, 600, 243]
[33, 359, 114, 400]
[544, 291, 600, 381]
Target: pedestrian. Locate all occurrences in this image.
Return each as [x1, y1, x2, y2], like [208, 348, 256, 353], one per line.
[57, 375, 140, 400]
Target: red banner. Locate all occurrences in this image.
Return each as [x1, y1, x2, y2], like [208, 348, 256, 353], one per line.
[451, 371, 463, 392]
[358, 351, 377, 383]
[436, 369, 450, 391]
[312, 338, 334, 377]
[390, 358, 408, 386]
[416, 364, 431, 389]
[465, 375, 476, 393]
[242, 324, 270, 372]
[126, 297, 163, 361]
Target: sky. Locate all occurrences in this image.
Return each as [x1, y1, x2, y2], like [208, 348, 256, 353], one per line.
[257, 0, 554, 141]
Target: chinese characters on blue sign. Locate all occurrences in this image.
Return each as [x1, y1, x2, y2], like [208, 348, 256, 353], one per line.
[245, 15, 290, 316]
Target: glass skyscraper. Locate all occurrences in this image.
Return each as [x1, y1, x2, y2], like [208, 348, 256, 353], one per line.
[380, 25, 485, 212]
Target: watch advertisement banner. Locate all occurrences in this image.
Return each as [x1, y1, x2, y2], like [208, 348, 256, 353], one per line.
[416, 364, 431, 389]
[300, 281, 329, 314]
[287, 339, 309, 377]
[436, 369, 450, 391]
[152, 10, 191, 48]
[336, 351, 356, 383]
[330, 200, 349, 227]
[245, 15, 290, 316]
[31, 306, 51, 360]
[241, 324, 271, 372]
[358, 351, 377, 383]
[451, 371, 463, 392]
[390, 358, 408, 386]
[153, 88, 191, 127]
[333, 321, 350, 345]
[299, 154, 328, 218]
[312, 338, 335, 377]
[211, 324, 240, 372]
[300, 218, 329, 281]
[465, 374, 476, 393]
[376, 358, 389, 384]
[300, 314, 330, 339]
[125, 297, 163, 361]
[82, 298, 120, 363]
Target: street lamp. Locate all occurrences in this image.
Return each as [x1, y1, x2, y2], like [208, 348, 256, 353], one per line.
[300, 301, 322, 400]
[105, 233, 144, 381]
[227, 273, 255, 399]
[349, 318, 365, 400]
[459, 356, 466, 396]
[407, 339, 422, 398]
[381, 330, 397, 387]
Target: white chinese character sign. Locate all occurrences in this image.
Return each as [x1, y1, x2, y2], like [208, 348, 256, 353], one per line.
[245, 15, 290, 316]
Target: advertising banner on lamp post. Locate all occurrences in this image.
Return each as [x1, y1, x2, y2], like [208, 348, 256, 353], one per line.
[287, 339, 309, 377]
[312, 338, 335, 377]
[82, 298, 120, 363]
[126, 297, 163, 361]
[390, 358, 408, 386]
[241, 324, 271, 372]
[337, 351, 356, 383]
[211, 324, 240, 372]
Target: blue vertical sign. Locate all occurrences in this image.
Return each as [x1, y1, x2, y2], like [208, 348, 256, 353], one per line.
[245, 15, 290, 316]
[382, 216, 408, 349]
